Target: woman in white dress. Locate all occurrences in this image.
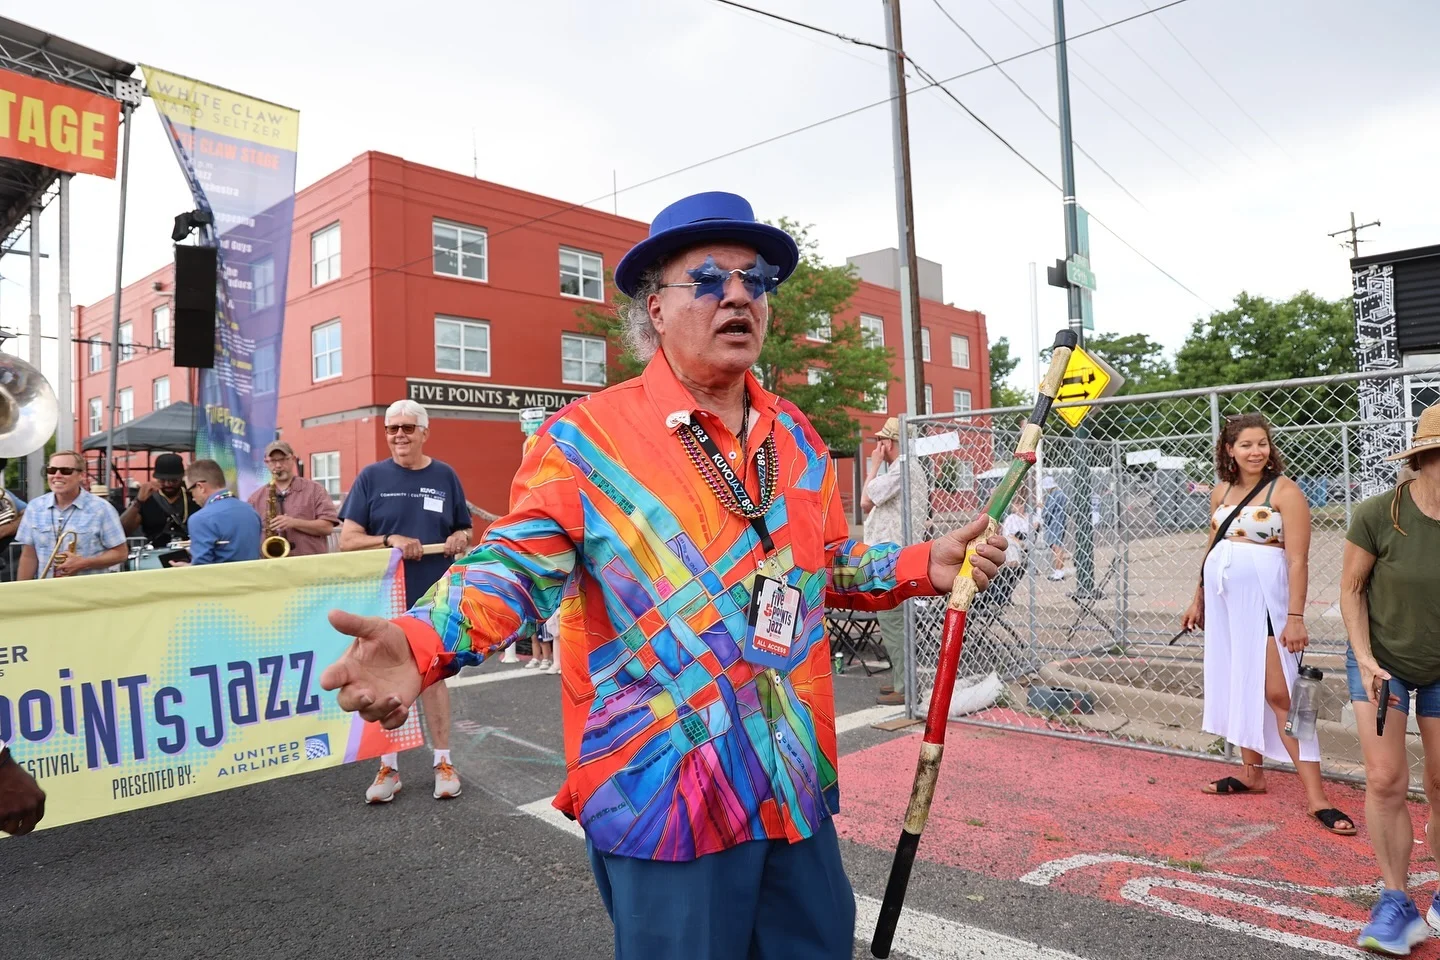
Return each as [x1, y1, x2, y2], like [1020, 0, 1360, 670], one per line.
[1181, 414, 1354, 835]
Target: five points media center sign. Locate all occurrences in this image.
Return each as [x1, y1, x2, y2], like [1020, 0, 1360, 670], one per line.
[0, 67, 121, 178]
[406, 378, 588, 416]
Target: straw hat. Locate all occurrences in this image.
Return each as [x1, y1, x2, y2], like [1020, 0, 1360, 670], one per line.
[1385, 404, 1440, 461]
[873, 417, 901, 441]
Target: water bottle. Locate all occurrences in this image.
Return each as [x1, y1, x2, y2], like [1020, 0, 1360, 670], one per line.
[1284, 665, 1324, 740]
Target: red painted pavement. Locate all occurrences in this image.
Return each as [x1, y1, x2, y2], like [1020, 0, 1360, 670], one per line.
[839, 723, 1439, 956]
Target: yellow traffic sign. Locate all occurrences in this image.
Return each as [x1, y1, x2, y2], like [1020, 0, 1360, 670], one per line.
[1054, 346, 1123, 428]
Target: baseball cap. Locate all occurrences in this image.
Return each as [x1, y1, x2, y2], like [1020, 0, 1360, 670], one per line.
[264, 441, 295, 459]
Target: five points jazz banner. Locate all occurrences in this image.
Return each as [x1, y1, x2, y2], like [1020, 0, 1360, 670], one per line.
[0, 551, 424, 835]
[141, 65, 299, 498]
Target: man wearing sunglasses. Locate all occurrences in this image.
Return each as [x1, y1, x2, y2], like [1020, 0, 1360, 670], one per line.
[120, 453, 200, 548]
[183, 459, 262, 566]
[339, 399, 471, 803]
[245, 441, 339, 556]
[14, 450, 128, 580]
[320, 192, 1008, 960]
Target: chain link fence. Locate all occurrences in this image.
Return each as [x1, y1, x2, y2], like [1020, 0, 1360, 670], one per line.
[901, 364, 1440, 784]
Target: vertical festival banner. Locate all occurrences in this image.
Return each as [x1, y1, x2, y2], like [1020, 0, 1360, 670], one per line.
[141, 66, 299, 498]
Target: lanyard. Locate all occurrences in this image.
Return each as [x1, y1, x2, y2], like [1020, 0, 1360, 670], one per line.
[681, 416, 778, 555]
[208, 490, 236, 504]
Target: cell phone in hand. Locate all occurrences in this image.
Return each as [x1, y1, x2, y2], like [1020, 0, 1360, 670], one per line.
[1377, 678, 1390, 736]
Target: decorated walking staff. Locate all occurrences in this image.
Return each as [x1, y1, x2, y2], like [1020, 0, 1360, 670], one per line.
[871, 328, 1081, 958]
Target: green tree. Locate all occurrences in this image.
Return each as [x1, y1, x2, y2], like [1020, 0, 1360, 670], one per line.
[1084, 331, 1174, 396]
[578, 219, 892, 454]
[988, 336, 1030, 408]
[1172, 292, 1355, 388]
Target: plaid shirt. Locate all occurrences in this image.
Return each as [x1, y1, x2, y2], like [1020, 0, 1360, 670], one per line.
[397, 352, 935, 861]
[15, 489, 127, 577]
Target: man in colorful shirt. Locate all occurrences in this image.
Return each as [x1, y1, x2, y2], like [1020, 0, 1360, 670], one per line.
[15, 450, 128, 579]
[321, 192, 1007, 959]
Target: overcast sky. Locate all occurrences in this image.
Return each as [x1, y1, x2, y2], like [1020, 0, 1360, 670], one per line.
[3, 0, 1437, 397]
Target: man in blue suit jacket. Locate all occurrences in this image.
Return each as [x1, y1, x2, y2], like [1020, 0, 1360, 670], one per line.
[184, 459, 261, 565]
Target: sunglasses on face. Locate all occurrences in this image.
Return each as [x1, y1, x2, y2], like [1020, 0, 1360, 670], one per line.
[658, 254, 781, 301]
[385, 424, 419, 436]
[46, 466, 79, 476]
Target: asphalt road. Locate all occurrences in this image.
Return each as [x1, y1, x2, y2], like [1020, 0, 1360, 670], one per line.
[1, 663, 1347, 960]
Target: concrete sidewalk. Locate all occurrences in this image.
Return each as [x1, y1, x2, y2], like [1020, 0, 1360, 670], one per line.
[838, 722, 1436, 958]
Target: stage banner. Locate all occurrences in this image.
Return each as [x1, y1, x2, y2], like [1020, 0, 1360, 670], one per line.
[0, 67, 122, 177]
[0, 550, 424, 835]
[141, 65, 299, 499]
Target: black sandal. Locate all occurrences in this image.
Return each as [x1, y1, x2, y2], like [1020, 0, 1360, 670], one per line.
[1312, 808, 1357, 836]
[1204, 777, 1267, 795]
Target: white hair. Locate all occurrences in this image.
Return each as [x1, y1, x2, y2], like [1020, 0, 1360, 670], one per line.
[619, 263, 665, 362]
[385, 398, 429, 427]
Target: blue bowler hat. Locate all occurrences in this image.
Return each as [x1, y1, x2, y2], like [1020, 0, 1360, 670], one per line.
[614, 191, 800, 298]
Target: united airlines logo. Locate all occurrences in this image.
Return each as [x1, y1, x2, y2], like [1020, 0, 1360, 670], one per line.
[304, 733, 331, 760]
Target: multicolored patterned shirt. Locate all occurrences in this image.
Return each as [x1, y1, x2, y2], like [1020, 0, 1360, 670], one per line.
[396, 352, 936, 861]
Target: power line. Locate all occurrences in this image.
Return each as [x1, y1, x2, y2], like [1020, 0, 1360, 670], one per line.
[1138, 0, 1294, 162]
[927, 0, 1144, 208]
[707, 0, 891, 53]
[1071, 0, 1257, 164]
[989, 0, 1218, 178]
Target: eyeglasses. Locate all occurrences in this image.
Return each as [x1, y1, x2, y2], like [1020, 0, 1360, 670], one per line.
[385, 424, 419, 435]
[265, 455, 293, 464]
[45, 466, 79, 476]
[186, 481, 202, 492]
[658, 254, 781, 301]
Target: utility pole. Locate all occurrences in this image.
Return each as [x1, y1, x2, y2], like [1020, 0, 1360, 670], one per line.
[883, 0, 926, 417]
[1328, 211, 1380, 258]
[1051, 0, 1096, 597]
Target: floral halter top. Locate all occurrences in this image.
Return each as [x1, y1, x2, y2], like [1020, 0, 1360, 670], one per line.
[1211, 478, 1284, 546]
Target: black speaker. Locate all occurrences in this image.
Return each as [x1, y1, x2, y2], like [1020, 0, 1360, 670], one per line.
[173, 245, 217, 368]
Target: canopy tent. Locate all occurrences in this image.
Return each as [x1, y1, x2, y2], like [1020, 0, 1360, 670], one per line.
[81, 402, 197, 453]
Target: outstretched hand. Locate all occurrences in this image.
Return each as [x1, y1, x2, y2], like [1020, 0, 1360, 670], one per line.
[320, 610, 423, 729]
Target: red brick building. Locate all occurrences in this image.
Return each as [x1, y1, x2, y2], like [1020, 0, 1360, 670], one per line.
[74, 152, 989, 519]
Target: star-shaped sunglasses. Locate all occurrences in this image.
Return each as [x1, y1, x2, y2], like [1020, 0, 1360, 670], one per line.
[658, 254, 781, 301]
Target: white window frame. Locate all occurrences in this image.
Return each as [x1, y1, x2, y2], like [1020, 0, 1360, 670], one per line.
[806, 313, 832, 342]
[311, 319, 343, 382]
[253, 257, 276, 311]
[88, 337, 102, 373]
[153, 377, 171, 411]
[432, 219, 488, 283]
[951, 333, 970, 369]
[434, 316, 491, 376]
[153, 305, 170, 349]
[859, 314, 884, 349]
[924, 384, 933, 415]
[953, 388, 972, 413]
[87, 397, 101, 436]
[118, 387, 134, 424]
[311, 451, 341, 497]
[311, 222, 341, 287]
[921, 327, 931, 363]
[559, 248, 604, 302]
[561, 333, 606, 387]
[118, 321, 134, 362]
[253, 342, 276, 396]
[868, 381, 887, 414]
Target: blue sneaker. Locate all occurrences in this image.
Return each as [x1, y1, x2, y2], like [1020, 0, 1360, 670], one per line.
[1358, 890, 1429, 955]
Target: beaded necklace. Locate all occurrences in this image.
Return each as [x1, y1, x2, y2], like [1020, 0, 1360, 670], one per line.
[677, 400, 777, 522]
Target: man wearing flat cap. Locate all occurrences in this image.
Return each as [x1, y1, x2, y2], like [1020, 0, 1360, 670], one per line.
[321, 191, 1008, 959]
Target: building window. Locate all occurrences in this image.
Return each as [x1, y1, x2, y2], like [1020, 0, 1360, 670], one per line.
[953, 388, 972, 413]
[560, 248, 604, 301]
[951, 333, 970, 369]
[311, 320, 342, 381]
[153, 377, 170, 410]
[253, 342, 276, 396]
[807, 368, 823, 386]
[153, 305, 170, 349]
[253, 257, 275, 311]
[860, 314, 884, 348]
[562, 333, 606, 386]
[435, 316, 490, 376]
[118, 321, 134, 362]
[311, 223, 341, 286]
[118, 387, 134, 424]
[921, 327, 931, 363]
[311, 452, 341, 497]
[87, 397, 101, 436]
[924, 384, 933, 415]
[88, 338, 103, 373]
[433, 220, 487, 282]
[806, 313, 832, 342]
[868, 381, 887, 414]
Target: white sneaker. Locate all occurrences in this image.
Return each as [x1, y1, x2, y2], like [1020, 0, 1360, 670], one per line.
[536, 658, 551, 670]
[524, 657, 542, 670]
[544, 659, 561, 675]
[365, 765, 401, 804]
[433, 761, 461, 799]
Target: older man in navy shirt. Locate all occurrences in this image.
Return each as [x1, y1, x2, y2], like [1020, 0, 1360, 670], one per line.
[184, 459, 261, 565]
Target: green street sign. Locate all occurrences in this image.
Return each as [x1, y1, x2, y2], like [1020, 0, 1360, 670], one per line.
[1080, 288, 1095, 331]
[1067, 256, 1096, 292]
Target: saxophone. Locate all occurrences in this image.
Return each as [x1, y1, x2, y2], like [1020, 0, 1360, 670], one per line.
[260, 483, 291, 559]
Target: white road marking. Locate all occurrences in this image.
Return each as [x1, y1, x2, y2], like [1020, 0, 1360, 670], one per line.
[854, 895, 1090, 960]
[518, 798, 584, 839]
[447, 667, 545, 689]
[835, 704, 906, 734]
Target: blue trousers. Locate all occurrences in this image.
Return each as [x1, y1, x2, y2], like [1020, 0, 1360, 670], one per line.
[587, 817, 855, 960]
